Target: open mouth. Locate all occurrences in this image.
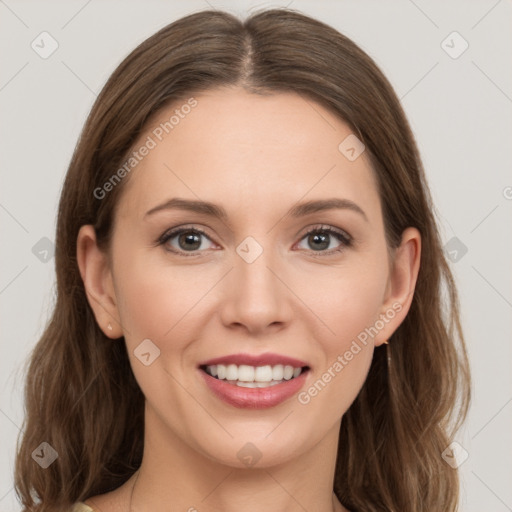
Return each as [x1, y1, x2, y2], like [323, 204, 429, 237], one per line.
[199, 364, 310, 388]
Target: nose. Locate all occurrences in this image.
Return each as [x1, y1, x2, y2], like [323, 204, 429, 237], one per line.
[219, 244, 293, 335]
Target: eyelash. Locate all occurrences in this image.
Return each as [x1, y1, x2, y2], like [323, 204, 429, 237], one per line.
[156, 224, 352, 258]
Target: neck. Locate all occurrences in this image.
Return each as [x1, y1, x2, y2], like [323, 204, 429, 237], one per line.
[124, 405, 347, 512]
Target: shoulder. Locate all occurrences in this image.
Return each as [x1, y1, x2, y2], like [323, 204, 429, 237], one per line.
[75, 489, 128, 512]
[75, 475, 135, 512]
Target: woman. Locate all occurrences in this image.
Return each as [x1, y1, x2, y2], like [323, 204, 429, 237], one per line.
[14, 7, 471, 512]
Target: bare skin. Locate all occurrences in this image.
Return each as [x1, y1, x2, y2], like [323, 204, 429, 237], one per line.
[77, 87, 421, 512]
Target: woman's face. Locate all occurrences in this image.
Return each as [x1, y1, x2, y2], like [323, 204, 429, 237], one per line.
[80, 87, 419, 468]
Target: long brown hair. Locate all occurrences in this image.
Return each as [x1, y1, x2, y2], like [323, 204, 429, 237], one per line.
[14, 8, 471, 511]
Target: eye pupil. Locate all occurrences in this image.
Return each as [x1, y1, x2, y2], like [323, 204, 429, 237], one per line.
[309, 232, 329, 251]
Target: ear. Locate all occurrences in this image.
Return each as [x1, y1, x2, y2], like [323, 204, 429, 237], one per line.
[76, 225, 123, 339]
[374, 226, 421, 346]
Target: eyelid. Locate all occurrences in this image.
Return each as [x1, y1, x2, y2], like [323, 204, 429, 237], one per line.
[296, 224, 352, 243]
[156, 224, 211, 245]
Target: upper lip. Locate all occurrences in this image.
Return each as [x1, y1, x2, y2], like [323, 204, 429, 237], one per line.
[198, 352, 310, 368]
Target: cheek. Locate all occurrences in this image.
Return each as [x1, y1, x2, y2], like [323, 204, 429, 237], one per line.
[296, 276, 382, 415]
[299, 258, 388, 346]
[111, 251, 205, 413]
[295, 256, 386, 407]
[112, 247, 206, 347]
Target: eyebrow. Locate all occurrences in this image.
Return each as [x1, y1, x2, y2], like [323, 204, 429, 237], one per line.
[144, 197, 368, 222]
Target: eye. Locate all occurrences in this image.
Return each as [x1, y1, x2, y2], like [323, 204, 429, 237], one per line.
[158, 226, 217, 256]
[295, 225, 352, 255]
[157, 224, 352, 257]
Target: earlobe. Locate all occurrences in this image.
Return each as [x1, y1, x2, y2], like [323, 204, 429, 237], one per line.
[374, 227, 421, 346]
[76, 225, 123, 338]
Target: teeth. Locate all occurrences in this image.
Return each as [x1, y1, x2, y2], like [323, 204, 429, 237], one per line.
[235, 380, 283, 388]
[205, 363, 304, 383]
[217, 365, 226, 380]
[238, 365, 255, 382]
[283, 365, 294, 380]
[225, 364, 238, 381]
[272, 364, 284, 380]
[255, 365, 273, 382]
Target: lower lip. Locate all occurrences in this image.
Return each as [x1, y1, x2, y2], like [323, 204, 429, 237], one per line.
[198, 368, 309, 409]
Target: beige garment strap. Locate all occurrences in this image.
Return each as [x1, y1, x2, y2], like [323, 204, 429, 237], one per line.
[70, 503, 94, 512]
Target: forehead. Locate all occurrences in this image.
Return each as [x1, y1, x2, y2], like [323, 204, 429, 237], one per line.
[117, 88, 380, 222]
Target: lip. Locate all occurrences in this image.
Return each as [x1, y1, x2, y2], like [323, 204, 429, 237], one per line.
[197, 352, 310, 368]
[198, 367, 310, 409]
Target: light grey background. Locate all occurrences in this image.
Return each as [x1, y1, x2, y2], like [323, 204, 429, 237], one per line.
[1, 1, 511, 510]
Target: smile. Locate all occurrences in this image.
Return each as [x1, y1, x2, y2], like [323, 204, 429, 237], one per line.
[198, 364, 311, 408]
[202, 363, 306, 387]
